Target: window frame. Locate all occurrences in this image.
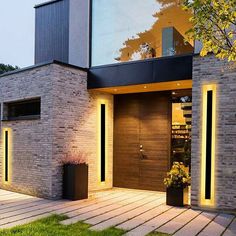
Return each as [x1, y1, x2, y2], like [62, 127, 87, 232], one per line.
[2, 97, 41, 121]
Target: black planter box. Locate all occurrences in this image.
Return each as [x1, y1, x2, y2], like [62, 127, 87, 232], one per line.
[63, 164, 88, 201]
[166, 187, 185, 207]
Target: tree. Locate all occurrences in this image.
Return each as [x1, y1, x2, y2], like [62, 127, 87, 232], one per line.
[183, 0, 236, 61]
[0, 63, 19, 75]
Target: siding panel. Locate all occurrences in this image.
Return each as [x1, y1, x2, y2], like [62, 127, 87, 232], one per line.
[35, 0, 69, 64]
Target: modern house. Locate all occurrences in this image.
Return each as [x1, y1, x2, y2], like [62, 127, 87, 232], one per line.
[0, 0, 235, 212]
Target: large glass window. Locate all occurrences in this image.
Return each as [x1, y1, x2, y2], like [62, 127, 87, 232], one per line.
[92, 0, 193, 66]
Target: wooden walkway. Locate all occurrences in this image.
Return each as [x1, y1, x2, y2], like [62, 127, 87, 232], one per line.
[0, 188, 235, 236]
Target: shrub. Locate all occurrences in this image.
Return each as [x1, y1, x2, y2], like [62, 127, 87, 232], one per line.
[61, 152, 88, 165]
[164, 162, 191, 188]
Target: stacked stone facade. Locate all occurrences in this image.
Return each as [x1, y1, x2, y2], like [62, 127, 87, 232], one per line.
[0, 63, 113, 199]
[191, 54, 236, 211]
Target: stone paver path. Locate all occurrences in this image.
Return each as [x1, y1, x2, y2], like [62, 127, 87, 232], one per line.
[0, 188, 235, 236]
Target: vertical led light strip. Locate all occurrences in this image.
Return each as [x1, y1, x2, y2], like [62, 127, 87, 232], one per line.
[100, 104, 106, 182]
[97, 100, 108, 184]
[201, 84, 216, 207]
[4, 130, 9, 182]
[3, 128, 11, 183]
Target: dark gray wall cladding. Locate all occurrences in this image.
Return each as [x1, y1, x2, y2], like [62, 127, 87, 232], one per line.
[35, 0, 69, 64]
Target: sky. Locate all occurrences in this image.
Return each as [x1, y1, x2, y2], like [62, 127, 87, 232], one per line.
[0, 0, 46, 68]
[0, 0, 160, 68]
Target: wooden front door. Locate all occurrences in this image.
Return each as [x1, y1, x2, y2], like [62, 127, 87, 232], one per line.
[113, 92, 171, 191]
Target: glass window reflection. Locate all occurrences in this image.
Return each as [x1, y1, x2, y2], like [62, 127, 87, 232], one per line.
[92, 0, 193, 66]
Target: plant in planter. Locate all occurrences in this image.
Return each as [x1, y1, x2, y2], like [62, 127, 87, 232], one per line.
[164, 162, 191, 207]
[61, 152, 88, 201]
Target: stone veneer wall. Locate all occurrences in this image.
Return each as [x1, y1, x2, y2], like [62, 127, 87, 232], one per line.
[0, 63, 113, 199]
[191, 54, 236, 211]
[50, 65, 113, 198]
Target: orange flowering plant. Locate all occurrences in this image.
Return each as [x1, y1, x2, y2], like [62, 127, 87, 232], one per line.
[164, 162, 191, 188]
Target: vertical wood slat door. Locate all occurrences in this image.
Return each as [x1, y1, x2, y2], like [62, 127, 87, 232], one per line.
[113, 94, 140, 189]
[113, 92, 171, 191]
[139, 92, 171, 191]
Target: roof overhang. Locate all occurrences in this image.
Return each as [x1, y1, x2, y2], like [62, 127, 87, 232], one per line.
[88, 54, 193, 93]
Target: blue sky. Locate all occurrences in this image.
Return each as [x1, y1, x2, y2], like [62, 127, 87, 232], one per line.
[0, 0, 45, 68]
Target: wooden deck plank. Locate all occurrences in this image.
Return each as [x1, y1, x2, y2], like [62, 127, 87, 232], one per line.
[0, 197, 42, 210]
[124, 207, 187, 236]
[0, 196, 34, 206]
[0, 199, 52, 219]
[157, 208, 202, 234]
[0, 199, 47, 215]
[83, 193, 159, 225]
[223, 217, 236, 236]
[0, 194, 31, 201]
[54, 190, 129, 215]
[61, 191, 155, 225]
[0, 200, 67, 226]
[198, 213, 235, 236]
[0, 213, 53, 229]
[0, 192, 16, 197]
[173, 212, 217, 236]
[89, 196, 166, 230]
[116, 204, 171, 231]
[0, 192, 127, 229]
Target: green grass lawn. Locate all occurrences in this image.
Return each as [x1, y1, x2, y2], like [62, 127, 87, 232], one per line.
[0, 215, 170, 236]
[0, 215, 124, 236]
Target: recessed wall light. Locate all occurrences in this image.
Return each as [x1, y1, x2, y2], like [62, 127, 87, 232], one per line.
[144, 86, 147, 89]
[172, 92, 176, 95]
[177, 83, 180, 86]
[114, 89, 117, 92]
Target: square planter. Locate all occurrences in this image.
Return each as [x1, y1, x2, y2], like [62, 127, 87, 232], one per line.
[63, 163, 88, 201]
[166, 187, 187, 206]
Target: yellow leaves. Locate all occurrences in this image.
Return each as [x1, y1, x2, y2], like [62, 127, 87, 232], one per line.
[212, 0, 220, 7]
[183, 0, 236, 62]
[228, 31, 234, 39]
[200, 48, 209, 56]
[228, 53, 236, 61]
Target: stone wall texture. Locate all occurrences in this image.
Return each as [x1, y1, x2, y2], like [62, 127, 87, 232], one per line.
[0, 63, 113, 199]
[191, 54, 236, 211]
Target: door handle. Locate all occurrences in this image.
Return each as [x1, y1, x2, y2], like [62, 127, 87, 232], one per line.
[139, 145, 146, 160]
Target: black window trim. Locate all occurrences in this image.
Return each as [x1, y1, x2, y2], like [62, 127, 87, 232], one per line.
[2, 97, 41, 122]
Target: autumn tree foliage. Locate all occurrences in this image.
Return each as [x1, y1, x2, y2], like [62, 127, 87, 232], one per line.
[183, 0, 236, 61]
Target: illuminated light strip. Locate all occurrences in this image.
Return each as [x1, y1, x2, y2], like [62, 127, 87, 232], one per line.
[5, 131, 9, 182]
[3, 128, 12, 184]
[100, 104, 106, 182]
[201, 84, 216, 207]
[97, 100, 108, 184]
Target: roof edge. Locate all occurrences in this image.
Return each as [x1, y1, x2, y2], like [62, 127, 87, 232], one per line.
[34, 0, 63, 9]
[0, 60, 88, 78]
